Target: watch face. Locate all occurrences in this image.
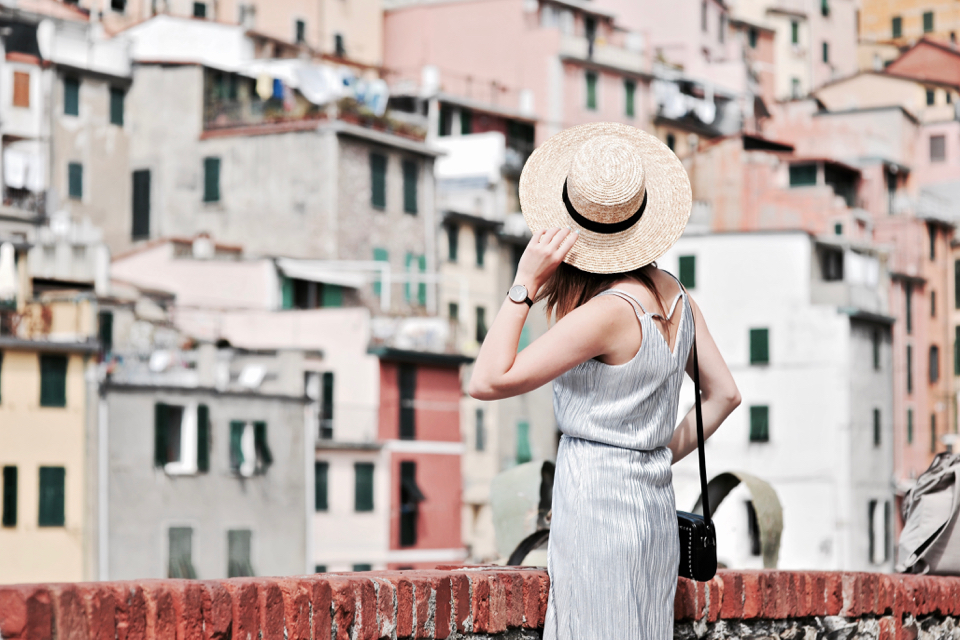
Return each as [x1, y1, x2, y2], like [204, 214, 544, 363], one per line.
[509, 284, 527, 302]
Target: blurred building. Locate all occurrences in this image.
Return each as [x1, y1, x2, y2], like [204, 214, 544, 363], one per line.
[662, 231, 896, 571]
[859, 0, 960, 53]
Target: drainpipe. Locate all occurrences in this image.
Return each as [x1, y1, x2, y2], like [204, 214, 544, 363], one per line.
[97, 394, 109, 579]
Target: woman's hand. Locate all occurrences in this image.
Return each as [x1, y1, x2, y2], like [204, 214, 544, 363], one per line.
[514, 228, 579, 295]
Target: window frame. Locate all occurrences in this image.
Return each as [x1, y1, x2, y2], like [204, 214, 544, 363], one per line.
[354, 462, 375, 512]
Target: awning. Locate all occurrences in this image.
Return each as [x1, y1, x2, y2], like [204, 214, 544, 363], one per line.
[401, 475, 426, 503]
[276, 258, 366, 289]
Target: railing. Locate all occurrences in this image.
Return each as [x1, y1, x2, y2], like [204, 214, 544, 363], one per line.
[558, 34, 646, 74]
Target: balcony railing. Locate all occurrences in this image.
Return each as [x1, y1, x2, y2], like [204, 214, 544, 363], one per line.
[558, 34, 645, 74]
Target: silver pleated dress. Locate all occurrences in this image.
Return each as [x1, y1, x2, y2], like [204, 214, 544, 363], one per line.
[543, 284, 693, 640]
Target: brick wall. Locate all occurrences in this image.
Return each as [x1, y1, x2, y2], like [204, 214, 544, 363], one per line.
[2, 566, 959, 639]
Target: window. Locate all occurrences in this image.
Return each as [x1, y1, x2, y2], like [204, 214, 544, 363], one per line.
[475, 229, 487, 268]
[791, 20, 799, 45]
[446, 223, 459, 262]
[404, 252, 423, 304]
[315, 462, 329, 512]
[749, 406, 769, 442]
[873, 329, 880, 370]
[353, 564, 372, 571]
[516, 421, 532, 463]
[40, 355, 67, 407]
[868, 500, 890, 564]
[873, 408, 881, 447]
[228, 529, 254, 577]
[906, 284, 913, 334]
[908, 408, 914, 444]
[38, 466, 65, 527]
[678, 255, 696, 289]
[229, 420, 272, 477]
[821, 0, 829, 16]
[2, 466, 16, 527]
[923, 11, 934, 33]
[372, 247, 388, 296]
[955, 326, 960, 376]
[822, 41, 829, 63]
[749, 328, 769, 365]
[111, 0, 125, 11]
[370, 153, 386, 209]
[461, 109, 473, 135]
[585, 71, 598, 110]
[791, 78, 801, 99]
[745, 501, 761, 556]
[929, 224, 937, 260]
[154, 403, 211, 473]
[449, 302, 459, 322]
[399, 364, 416, 440]
[203, 157, 220, 203]
[931, 414, 938, 453]
[132, 170, 151, 240]
[834, 223, 842, 236]
[907, 344, 913, 393]
[13, 71, 30, 108]
[955, 261, 960, 308]
[624, 80, 635, 118]
[748, 27, 757, 48]
[789, 163, 817, 186]
[719, 13, 726, 42]
[476, 306, 487, 343]
[932, 291, 937, 317]
[399, 461, 425, 546]
[107, 86, 125, 126]
[193, 2, 206, 18]
[334, 33, 346, 57]
[168, 527, 197, 578]
[666, 133, 676, 150]
[701, 0, 707, 31]
[355, 462, 374, 512]
[68, 163, 83, 200]
[315, 565, 327, 573]
[930, 345, 940, 383]
[475, 408, 486, 451]
[321, 372, 334, 439]
[95, 311, 113, 357]
[926, 89, 936, 106]
[64, 76, 79, 116]
[402, 159, 418, 214]
[295, 19, 306, 44]
[892, 16, 902, 38]
[930, 135, 945, 162]
[0, 352, 3, 404]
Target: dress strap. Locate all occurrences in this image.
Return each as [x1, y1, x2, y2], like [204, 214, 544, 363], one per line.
[594, 289, 647, 320]
[660, 271, 687, 321]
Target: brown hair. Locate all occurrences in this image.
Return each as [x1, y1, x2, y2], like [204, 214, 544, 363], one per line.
[537, 262, 667, 321]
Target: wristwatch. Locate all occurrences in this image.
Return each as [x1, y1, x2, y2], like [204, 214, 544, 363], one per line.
[508, 284, 533, 307]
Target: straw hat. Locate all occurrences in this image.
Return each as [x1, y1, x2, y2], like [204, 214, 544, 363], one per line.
[519, 122, 692, 274]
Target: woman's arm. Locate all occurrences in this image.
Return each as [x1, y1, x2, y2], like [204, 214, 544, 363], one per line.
[469, 227, 624, 400]
[669, 295, 741, 463]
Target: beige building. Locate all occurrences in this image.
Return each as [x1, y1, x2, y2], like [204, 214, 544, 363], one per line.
[860, 0, 960, 48]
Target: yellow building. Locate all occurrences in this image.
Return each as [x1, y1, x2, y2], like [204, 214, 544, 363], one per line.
[860, 0, 960, 47]
[0, 293, 99, 584]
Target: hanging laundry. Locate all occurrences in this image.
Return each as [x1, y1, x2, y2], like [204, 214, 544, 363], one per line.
[272, 78, 284, 100]
[282, 82, 296, 112]
[256, 73, 273, 101]
[0, 242, 16, 302]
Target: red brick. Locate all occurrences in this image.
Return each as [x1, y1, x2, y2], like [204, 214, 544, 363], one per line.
[356, 579, 377, 640]
[705, 575, 724, 622]
[741, 571, 762, 619]
[519, 572, 543, 629]
[805, 572, 829, 617]
[143, 583, 179, 640]
[824, 572, 843, 615]
[471, 574, 506, 634]
[0, 584, 54, 640]
[718, 571, 743, 619]
[496, 572, 523, 628]
[253, 580, 284, 640]
[50, 585, 90, 640]
[760, 571, 789, 619]
[673, 578, 696, 620]
[878, 615, 896, 640]
[876, 575, 895, 617]
[394, 577, 414, 637]
[276, 579, 310, 640]
[166, 581, 204, 640]
[370, 577, 396, 639]
[841, 573, 861, 617]
[328, 578, 357, 640]
[84, 585, 119, 640]
[309, 579, 332, 640]
[222, 580, 260, 640]
[411, 576, 432, 638]
[199, 582, 232, 640]
[431, 575, 452, 638]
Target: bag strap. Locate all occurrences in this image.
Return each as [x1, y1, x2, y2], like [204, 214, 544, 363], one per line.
[692, 332, 712, 524]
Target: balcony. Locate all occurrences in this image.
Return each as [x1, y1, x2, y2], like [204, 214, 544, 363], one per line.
[558, 34, 646, 75]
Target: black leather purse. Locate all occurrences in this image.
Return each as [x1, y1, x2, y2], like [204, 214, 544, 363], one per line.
[676, 334, 717, 582]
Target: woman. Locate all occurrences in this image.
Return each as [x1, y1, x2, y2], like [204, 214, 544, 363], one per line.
[468, 123, 741, 639]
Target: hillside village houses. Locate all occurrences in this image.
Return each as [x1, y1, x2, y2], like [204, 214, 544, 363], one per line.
[2, 0, 960, 584]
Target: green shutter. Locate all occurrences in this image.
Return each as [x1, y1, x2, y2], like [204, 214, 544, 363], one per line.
[460, 109, 472, 135]
[931, 414, 937, 453]
[354, 462, 374, 511]
[585, 71, 597, 110]
[203, 157, 221, 203]
[230, 420, 245, 471]
[370, 153, 387, 209]
[193, 2, 206, 17]
[68, 163, 83, 199]
[750, 328, 769, 364]
[168, 527, 197, 579]
[0, 352, 4, 405]
[791, 20, 799, 44]
[892, 16, 902, 38]
[398, 364, 416, 440]
[98, 311, 113, 355]
[254, 421, 272, 469]
[315, 461, 328, 511]
[873, 408, 881, 446]
[955, 327, 960, 376]
[417, 255, 427, 306]
[447, 224, 459, 262]
[476, 307, 487, 343]
[39, 355, 67, 408]
[155, 403, 170, 467]
[678, 255, 696, 289]
[281, 276, 294, 309]
[789, 164, 817, 186]
[321, 372, 334, 423]
[110, 87, 124, 126]
[624, 80, 635, 117]
[38, 466, 65, 527]
[64, 76, 79, 116]
[2, 466, 17, 527]
[749, 406, 770, 442]
[907, 408, 914, 444]
[403, 160, 418, 214]
[227, 529, 254, 577]
[353, 563, 372, 571]
[404, 252, 414, 302]
[516, 421, 532, 464]
[923, 11, 934, 32]
[475, 408, 485, 451]
[907, 345, 913, 393]
[475, 230, 486, 268]
[372, 247, 388, 296]
[321, 284, 343, 308]
[197, 404, 210, 472]
[132, 170, 151, 239]
[873, 329, 881, 371]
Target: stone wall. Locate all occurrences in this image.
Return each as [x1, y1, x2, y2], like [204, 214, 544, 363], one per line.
[1, 566, 959, 639]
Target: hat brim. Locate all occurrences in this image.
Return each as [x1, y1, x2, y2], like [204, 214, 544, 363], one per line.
[519, 122, 692, 274]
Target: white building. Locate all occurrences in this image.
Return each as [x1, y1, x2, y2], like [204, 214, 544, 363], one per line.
[661, 230, 896, 571]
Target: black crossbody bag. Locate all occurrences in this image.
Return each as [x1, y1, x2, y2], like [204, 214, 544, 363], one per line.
[676, 333, 717, 582]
